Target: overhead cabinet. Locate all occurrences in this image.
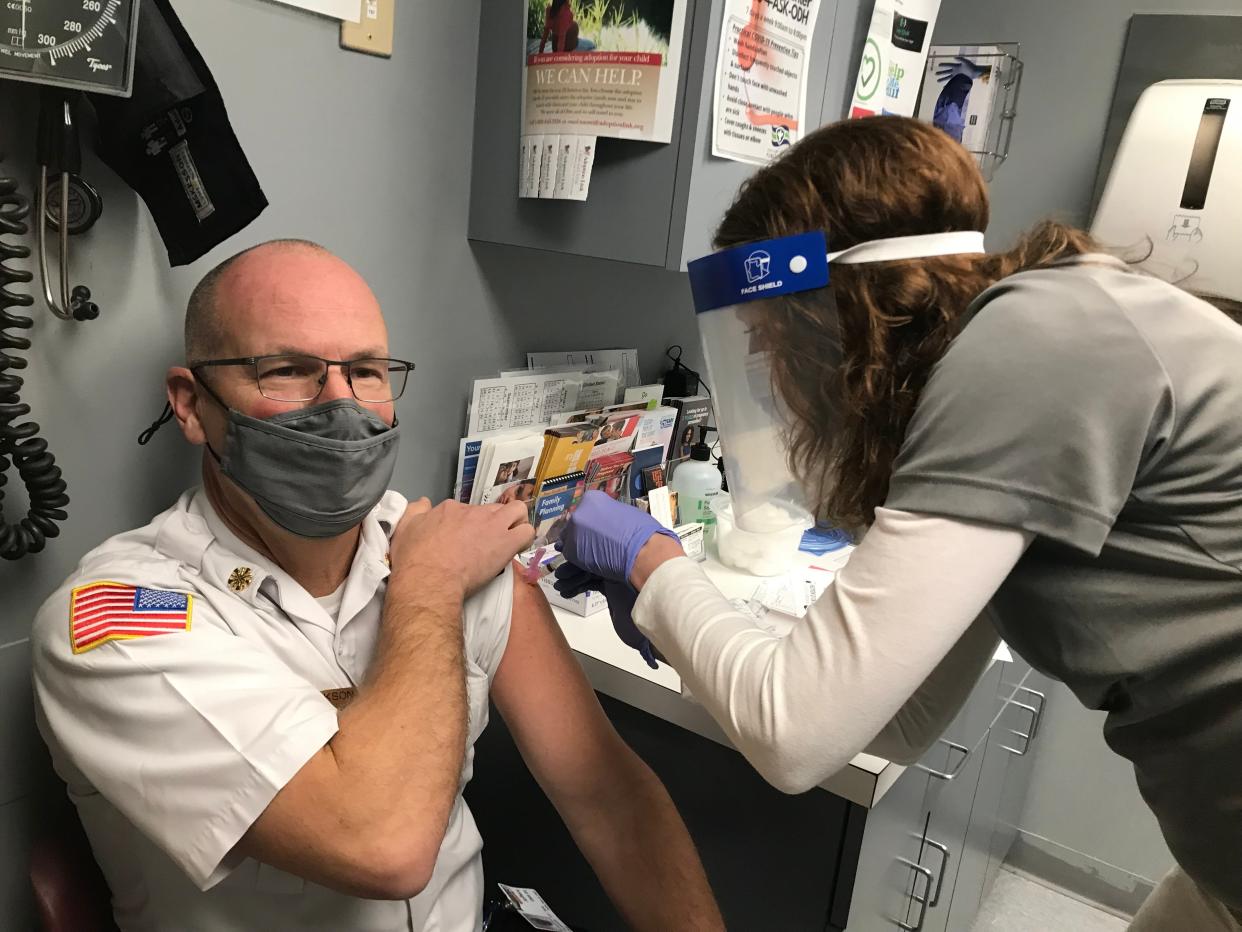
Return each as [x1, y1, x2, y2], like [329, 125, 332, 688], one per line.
[469, 0, 872, 269]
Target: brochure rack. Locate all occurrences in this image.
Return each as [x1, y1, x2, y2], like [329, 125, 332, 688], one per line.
[923, 43, 1025, 182]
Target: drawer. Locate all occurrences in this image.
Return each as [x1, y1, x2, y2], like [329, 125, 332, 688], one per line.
[839, 764, 932, 930]
[913, 655, 1004, 788]
[912, 733, 987, 932]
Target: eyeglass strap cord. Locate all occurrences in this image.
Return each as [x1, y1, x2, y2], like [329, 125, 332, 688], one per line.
[138, 403, 174, 446]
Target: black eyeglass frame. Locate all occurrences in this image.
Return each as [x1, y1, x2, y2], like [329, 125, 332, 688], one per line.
[189, 354, 416, 404]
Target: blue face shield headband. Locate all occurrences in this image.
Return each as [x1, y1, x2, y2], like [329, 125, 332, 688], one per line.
[686, 230, 987, 312]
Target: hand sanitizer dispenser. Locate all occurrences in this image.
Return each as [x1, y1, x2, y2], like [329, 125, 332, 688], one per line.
[1092, 79, 1241, 301]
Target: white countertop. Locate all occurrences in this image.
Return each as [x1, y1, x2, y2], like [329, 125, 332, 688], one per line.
[549, 541, 910, 807]
[550, 541, 1012, 809]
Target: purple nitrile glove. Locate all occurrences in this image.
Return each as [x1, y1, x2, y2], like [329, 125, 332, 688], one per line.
[554, 561, 658, 669]
[557, 490, 680, 586]
[598, 580, 658, 669]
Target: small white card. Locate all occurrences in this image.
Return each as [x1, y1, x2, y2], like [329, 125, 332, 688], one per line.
[498, 884, 573, 932]
[520, 135, 544, 199]
[264, 0, 361, 23]
[567, 136, 597, 201]
[649, 487, 676, 529]
[751, 567, 837, 619]
[537, 136, 559, 198]
[623, 383, 665, 405]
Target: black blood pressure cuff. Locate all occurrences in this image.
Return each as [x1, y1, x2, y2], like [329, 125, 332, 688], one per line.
[89, 0, 266, 267]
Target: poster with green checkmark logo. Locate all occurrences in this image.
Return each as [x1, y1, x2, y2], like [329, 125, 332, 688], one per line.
[849, 0, 941, 119]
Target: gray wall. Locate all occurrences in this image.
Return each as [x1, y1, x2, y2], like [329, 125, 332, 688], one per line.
[935, 0, 1242, 251]
[0, 0, 701, 922]
[2, 0, 1230, 922]
[933, 0, 1242, 911]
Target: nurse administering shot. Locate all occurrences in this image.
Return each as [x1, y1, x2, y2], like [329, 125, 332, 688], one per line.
[556, 116, 1242, 931]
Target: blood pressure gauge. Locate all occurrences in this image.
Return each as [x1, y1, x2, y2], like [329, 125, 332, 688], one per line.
[0, 0, 140, 96]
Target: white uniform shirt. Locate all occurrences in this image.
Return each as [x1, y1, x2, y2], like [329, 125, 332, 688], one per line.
[31, 488, 514, 932]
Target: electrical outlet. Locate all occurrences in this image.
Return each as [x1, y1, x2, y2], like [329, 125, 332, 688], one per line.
[340, 0, 393, 57]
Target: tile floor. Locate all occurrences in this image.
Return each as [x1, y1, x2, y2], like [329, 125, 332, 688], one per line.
[972, 868, 1129, 932]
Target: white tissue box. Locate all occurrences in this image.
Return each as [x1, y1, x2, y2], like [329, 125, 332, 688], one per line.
[539, 575, 610, 617]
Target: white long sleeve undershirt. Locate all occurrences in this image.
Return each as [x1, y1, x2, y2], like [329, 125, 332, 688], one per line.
[632, 507, 1032, 794]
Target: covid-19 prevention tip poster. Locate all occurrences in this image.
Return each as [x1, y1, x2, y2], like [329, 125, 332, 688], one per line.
[521, 0, 688, 143]
[849, 0, 943, 120]
[712, 0, 824, 165]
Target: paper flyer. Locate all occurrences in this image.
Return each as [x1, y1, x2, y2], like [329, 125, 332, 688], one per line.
[712, 0, 824, 165]
[527, 348, 641, 389]
[467, 372, 586, 435]
[522, 0, 687, 143]
[265, 0, 361, 22]
[848, 0, 943, 119]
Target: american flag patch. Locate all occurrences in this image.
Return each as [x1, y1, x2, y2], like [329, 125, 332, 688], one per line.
[69, 581, 193, 655]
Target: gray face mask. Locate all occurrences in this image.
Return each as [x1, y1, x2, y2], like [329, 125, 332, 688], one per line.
[211, 398, 400, 538]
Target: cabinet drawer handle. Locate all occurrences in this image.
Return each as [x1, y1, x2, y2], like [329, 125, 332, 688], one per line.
[896, 858, 933, 931]
[1017, 686, 1046, 741]
[917, 739, 971, 781]
[1001, 700, 1040, 756]
[922, 837, 951, 907]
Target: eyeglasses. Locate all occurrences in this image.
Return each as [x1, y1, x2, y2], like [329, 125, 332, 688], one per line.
[191, 354, 415, 403]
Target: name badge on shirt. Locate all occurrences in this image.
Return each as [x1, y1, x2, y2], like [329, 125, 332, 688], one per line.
[321, 687, 356, 710]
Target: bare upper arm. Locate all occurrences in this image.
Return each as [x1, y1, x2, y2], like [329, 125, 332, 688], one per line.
[491, 576, 635, 805]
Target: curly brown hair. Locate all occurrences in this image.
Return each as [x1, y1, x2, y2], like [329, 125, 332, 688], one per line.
[714, 116, 1095, 528]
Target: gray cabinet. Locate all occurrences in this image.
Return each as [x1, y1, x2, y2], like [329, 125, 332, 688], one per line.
[833, 660, 1051, 931]
[468, 0, 872, 269]
[837, 662, 1001, 931]
[917, 738, 986, 932]
[841, 761, 929, 931]
[984, 670, 1049, 896]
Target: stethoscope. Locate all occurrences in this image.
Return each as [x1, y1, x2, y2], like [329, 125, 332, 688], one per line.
[36, 90, 102, 322]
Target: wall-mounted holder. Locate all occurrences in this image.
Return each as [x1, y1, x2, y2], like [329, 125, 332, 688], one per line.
[924, 43, 1024, 182]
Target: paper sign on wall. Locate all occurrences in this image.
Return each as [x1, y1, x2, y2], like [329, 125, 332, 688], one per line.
[712, 0, 824, 165]
[848, 0, 943, 119]
[265, 0, 361, 23]
[521, 0, 688, 144]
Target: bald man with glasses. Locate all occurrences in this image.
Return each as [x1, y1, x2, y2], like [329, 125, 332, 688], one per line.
[32, 240, 722, 932]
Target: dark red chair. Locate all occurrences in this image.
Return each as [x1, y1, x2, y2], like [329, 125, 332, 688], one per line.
[29, 803, 116, 932]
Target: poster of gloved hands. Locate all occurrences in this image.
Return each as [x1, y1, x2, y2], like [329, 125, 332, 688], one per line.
[521, 0, 687, 143]
[711, 0, 824, 165]
[916, 46, 1006, 156]
[849, 0, 943, 119]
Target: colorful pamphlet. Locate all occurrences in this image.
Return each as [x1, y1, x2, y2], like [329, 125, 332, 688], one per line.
[585, 451, 634, 501]
[536, 424, 599, 485]
[532, 472, 587, 546]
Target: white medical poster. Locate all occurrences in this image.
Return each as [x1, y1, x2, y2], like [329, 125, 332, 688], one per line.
[467, 372, 586, 434]
[848, 0, 943, 119]
[526, 348, 641, 389]
[712, 0, 825, 165]
[522, 0, 688, 143]
[263, 0, 361, 23]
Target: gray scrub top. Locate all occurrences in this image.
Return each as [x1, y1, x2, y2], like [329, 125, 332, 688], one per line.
[886, 255, 1242, 909]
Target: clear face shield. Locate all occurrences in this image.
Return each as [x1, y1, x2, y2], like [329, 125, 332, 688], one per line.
[687, 229, 986, 534]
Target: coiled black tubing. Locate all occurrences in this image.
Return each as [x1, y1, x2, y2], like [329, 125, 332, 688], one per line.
[0, 166, 68, 559]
